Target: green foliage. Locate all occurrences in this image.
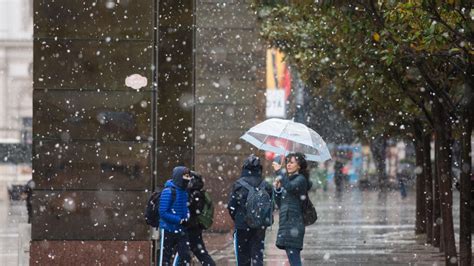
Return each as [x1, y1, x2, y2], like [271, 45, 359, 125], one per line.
[254, 3, 417, 141]
[252, 0, 472, 141]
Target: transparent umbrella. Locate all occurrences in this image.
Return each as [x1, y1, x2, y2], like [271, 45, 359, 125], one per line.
[240, 118, 331, 162]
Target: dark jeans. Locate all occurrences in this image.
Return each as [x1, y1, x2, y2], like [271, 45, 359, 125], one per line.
[233, 228, 265, 266]
[285, 248, 302, 266]
[188, 229, 216, 266]
[158, 229, 191, 266]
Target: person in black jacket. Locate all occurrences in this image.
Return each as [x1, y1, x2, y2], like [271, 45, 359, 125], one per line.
[273, 152, 312, 266]
[334, 160, 344, 195]
[186, 171, 216, 266]
[23, 180, 34, 224]
[227, 154, 273, 266]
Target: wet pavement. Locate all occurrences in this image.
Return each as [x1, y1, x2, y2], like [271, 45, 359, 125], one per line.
[264, 189, 445, 265]
[1, 189, 470, 265]
[210, 188, 464, 265]
[0, 199, 29, 266]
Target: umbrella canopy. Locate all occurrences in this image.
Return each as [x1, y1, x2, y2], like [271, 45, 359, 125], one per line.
[240, 118, 331, 162]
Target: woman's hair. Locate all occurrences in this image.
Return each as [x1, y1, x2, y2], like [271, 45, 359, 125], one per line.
[286, 152, 309, 179]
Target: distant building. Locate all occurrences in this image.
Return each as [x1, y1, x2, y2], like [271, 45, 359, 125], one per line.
[0, 0, 32, 187]
[0, 0, 33, 143]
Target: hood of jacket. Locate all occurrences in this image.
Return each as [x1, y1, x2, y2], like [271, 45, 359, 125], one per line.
[240, 172, 263, 187]
[240, 154, 262, 178]
[240, 154, 263, 186]
[240, 167, 262, 180]
[170, 166, 190, 190]
[188, 173, 204, 191]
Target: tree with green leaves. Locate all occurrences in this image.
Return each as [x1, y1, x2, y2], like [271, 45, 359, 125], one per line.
[251, 0, 472, 265]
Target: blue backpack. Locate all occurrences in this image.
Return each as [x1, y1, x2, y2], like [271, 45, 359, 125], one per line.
[238, 179, 272, 229]
[144, 187, 176, 228]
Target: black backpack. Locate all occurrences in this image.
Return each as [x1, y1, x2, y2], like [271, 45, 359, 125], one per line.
[237, 179, 272, 229]
[144, 187, 176, 228]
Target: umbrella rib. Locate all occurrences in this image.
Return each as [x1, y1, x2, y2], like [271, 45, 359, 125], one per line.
[259, 133, 272, 151]
[274, 121, 290, 155]
[284, 137, 290, 154]
[255, 121, 288, 155]
[241, 119, 331, 162]
[242, 119, 331, 162]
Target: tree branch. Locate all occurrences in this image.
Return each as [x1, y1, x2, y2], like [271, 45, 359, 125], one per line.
[389, 67, 434, 127]
[415, 60, 458, 120]
[426, 1, 471, 43]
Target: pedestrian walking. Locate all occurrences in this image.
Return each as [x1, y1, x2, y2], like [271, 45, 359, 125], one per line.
[186, 171, 216, 266]
[272, 152, 312, 266]
[396, 162, 412, 199]
[158, 166, 192, 266]
[23, 179, 34, 224]
[227, 154, 273, 266]
[334, 160, 344, 195]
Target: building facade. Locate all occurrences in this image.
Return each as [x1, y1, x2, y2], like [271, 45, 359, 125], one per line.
[0, 0, 33, 142]
[0, 0, 33, 193]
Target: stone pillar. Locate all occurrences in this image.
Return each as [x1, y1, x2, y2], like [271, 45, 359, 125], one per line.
[32, 1, 156, 264]
[194, 0, 265, 230]
[156, 0, 194, 184]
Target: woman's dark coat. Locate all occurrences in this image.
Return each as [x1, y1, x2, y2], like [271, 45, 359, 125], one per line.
[274, 170, 312, 250]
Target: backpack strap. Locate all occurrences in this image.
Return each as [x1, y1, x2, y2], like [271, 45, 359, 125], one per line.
[170, 187, 176, 204]
[257, 180, 267, 190]
[237, 179, 256, 192]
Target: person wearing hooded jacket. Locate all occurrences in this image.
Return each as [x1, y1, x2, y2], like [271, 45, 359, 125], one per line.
[186, 171, 216, 266]
[227, 154, 273, 266]
[272, 152, 312, 266]
[158, 166, 192, 266]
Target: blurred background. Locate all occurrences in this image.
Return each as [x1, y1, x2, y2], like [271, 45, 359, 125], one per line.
[0, 1, 32, 265]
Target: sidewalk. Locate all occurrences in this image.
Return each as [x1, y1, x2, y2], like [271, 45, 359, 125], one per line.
[207, 189, 450, 265]
[203, 232, 235, 265]
[1, 189, 468, 265]
[0, 200, 29, 266]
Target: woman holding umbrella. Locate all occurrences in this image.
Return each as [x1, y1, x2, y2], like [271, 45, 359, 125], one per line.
[272, 152, 312, 266]
[240, 118, 330, 265]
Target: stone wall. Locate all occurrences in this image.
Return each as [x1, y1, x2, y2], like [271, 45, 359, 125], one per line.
[194, 0, 265, 230]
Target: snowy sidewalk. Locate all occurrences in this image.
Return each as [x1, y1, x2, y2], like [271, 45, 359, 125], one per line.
[1, 190, 465, 265]
[207, 189, 452, 265]
[264, 189, 446, 265]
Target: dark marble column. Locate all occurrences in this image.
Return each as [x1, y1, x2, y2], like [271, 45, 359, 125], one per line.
[156, 0, 194, 184]
[31, 0, 194, 264]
